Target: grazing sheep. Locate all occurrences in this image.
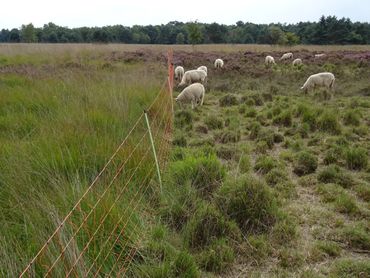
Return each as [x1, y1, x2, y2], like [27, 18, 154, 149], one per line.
[280, 52, 293, 61]
[175, 83, 205, 109]
[174, 66, 184, 81]
[301, 72, 335, 93]
[214, 58, 224, 68]
[293, 58, 303, 66]
[265, 55, 276, 66]
[314, 53, 326, 59]
[197, 66, 208, 74]
[178, 69, 207, 87]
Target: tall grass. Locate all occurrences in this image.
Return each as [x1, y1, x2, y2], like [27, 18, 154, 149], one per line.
[0, 49, 166, 276]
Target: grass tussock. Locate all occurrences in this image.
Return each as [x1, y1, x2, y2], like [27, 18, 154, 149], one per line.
[216, 175, 278, 234]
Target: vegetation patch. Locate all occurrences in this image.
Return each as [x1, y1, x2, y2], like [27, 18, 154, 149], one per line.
[184, 203, 241, 250]
[219, 94, 239, 107]
[345, 147, 368, 170]
[216, 175, 278, 234]
[293, 151, 318, 176]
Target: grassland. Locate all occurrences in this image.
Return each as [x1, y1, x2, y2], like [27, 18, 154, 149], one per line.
[0, 44, 369, 277]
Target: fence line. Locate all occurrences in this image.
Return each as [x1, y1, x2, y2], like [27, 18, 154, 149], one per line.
[19, 49, 174, 277]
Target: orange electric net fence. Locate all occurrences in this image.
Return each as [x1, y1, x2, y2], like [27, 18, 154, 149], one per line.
[19, 50, 175, 277]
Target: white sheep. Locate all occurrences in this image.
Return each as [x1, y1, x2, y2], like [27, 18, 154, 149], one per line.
[178, 69, 207, 87]
[197, 66, 207, 74]
[214, 58, 224, 68]
[174, 66, 184, 81]
[280, 52, 293, 61]
[292, 58, 303, 66]
[314, 53, 326, 59]
[301, 72, 335, 93]
[265, 55, 276, 66]
[175, 83, 205, 109]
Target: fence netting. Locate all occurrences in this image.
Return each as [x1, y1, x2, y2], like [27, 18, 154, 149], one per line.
[20, 50, 174, 277]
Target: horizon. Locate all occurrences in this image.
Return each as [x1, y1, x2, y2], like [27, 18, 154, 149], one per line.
[0, 0, 369, 29]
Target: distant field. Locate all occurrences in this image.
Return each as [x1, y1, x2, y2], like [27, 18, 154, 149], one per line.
[1, 43, 370, 56]
[0, 44, 369, 277]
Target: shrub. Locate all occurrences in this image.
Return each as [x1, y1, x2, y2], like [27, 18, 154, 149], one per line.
[216, 146, 237, 160]
[271, 213, 298, 245]
[273, 133, 284, 143]
[243, 235, 271, 264]
[278, 248, 304, 268]
[343, 110, 361, 126]
[249, 121, 261, 140]
[238, 104, 246, 114]
[198, 239, 234, 273]
[168, 154, 226, 198]
[160, 182, 199, 230]
[216, 175, 278, 233]
[219, 94, 239, 107]
[318, 165, 354, 188]
[204, 115, 223, 130]
[175, 110, 193, 129]
[170, 251, 200, 278]
[273, 110, 293, 127]
[238, 153, 251, 174]
[313, 241, 341, 258]
[215, 130, 241, 144]
[354, 183, 370, 202]
[254, 155, 279, 174]
[341, 223, 370, 251]
[297, 104, 319, 131]
[256, 129, 275, 149]
[249, 92, 264, 106]
[333, 193, 359, 215]
[317, 111, 341, 134]
[195, 124, 208, 134]
[245, 107, 257, 117]
[330, 259, 370, 278]
[173, 134, 187, 147]
[262, 92, 273, 102]
[265, 168, 288, 186]
[293, 151, 318, 176]
[317, 183, 344, 203]
[184, 203, 241, 249]
[323, 146, 344, 165]
[345, 147, 368, 170]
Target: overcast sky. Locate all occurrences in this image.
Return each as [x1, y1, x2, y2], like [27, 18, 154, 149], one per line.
[1, 0, 369, 29]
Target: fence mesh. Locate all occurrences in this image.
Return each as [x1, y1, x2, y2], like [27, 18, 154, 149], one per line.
[20, 50, 174, 277]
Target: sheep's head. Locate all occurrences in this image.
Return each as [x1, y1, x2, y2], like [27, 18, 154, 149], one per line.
[300, 86, 308, 94]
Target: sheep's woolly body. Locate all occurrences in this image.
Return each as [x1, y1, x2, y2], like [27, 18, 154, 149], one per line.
[175, 83, 205, 109]
[293, 58, 303, 66]
[301, 72, 335, 93]
[178, 70, 207, 86]
[280, 52, 293, 60]
[214, 58, 224, 68]
[197, 66, 208, 74]
[265, 55, 275, 65]
[315, 53, 326, 58]
[174, 66, 184, 81]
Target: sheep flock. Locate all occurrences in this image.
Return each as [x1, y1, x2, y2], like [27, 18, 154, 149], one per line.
[174, 55, 336, 109]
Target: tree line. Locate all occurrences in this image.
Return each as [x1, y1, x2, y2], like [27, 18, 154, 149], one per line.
[0, 16, 369, 45]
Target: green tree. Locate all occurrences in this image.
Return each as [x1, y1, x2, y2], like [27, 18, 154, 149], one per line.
[20, 23, 37, 42]
[267, 26, 287, 45]
[176, 32, 185, 44]
[285, 32, 300, 45]
[187, 22, 203, 45]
